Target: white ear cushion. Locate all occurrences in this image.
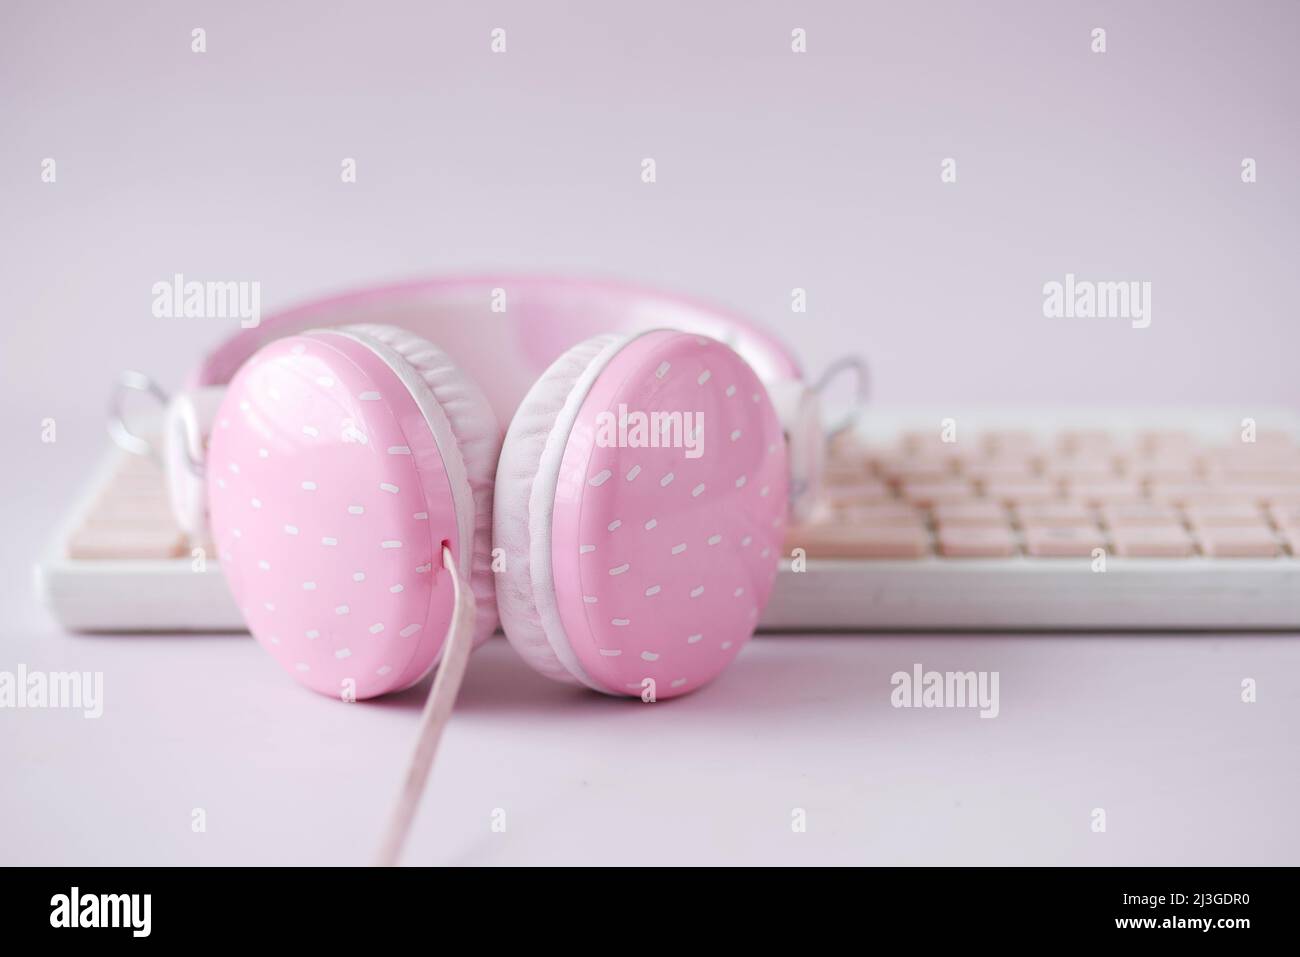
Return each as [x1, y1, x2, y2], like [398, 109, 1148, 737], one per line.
[340, 323, 502, 647]
[494, 333, 627, 687]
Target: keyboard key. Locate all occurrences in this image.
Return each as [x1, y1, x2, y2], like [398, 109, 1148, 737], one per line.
[83, 516, 180, 537]
[1207, 441, 1300, 462]
[894, 442, 967, 468]
[828, 433, 872, 462]
[68, 526, 186, 560]
[899, 433, 963, 460]
[834, 503, 928, 526]
[1015, 503, 1095, 527]
[1148, 482, 1241, 507]
[1065, 480, 1145, 506]
[875, 458, 954, 484]
[1128, 456, 1204, 483]
[86, 501, 176, 522]
[931, 502, 1009, 527]
[1059, 429, 1115, 455]
[823, 480, 893, 507]
[1111, 526, 1196, 557]
[1205, 445, 1300, 483]
[982, 430, 1040, 456]
[824, 460, 871, 484]
[1138, 430, 1198, 455]
[1195, 526, 1281, 558]
[1222, 485, 1300, 507]
[961, 460, 1038, 483]
[784, 524, 929, 559]
[1024, 525, 1107, 557]
[936, 526, 1018, 558]
[1185, 504, 1267, 527]
[1211, 464, 1300, 485]
[982, 479, 1061, 505]
[1044, 459, 1119, 483]
[900, 480, 975, 507]
[1100, 504, 1183, 528]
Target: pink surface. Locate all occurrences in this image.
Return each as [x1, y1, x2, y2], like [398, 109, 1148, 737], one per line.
[208, 332, 466, 698]
[550, 332, 787, 696]
[3, 628, 1299, 866]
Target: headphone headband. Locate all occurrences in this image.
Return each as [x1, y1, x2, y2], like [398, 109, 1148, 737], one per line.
[193, 276, 804, 427]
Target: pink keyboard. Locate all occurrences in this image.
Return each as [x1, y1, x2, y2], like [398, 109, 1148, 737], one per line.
[789, 428, 1300, 560]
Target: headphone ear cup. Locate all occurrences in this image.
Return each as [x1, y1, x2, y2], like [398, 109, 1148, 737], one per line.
[207, 325, 499, 699]
[495, 330, 788, 699]
[339, 323, 503, 647]
[494, 334, 625, 686]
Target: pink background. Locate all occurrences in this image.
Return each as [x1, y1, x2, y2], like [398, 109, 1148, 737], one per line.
[4, 0, 1298, 417]
[2, 0, 1298, 865]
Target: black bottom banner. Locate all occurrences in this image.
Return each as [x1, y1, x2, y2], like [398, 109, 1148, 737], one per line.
[0, 866, 1281, 944]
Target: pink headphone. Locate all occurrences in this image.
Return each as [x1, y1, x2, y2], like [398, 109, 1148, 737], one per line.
[168, 276, 848, 696]
[157, 277, 858, 860]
